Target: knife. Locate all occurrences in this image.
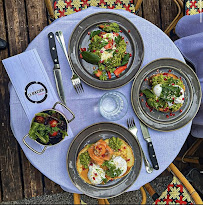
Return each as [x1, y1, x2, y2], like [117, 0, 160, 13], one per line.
[139, 121, 159, 170]
[48, 32, 66, 104]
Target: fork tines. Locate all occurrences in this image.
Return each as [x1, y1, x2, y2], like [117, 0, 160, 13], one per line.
[74, 82, 84, 94]
[127, 118, 136, 128]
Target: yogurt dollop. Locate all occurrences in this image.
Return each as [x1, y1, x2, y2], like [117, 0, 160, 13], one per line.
[88, 163, 105, 185]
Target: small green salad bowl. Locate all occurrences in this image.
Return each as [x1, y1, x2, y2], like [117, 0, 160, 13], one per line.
[23, 102, 75, 155]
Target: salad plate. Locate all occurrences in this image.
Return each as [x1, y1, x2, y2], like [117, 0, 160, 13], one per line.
[68, 12, 144, 90]
[67, 122, 142, 199]
[131, 58, 202, 131]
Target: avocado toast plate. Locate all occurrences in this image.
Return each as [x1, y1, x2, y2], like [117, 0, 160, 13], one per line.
[131, 58, 201, 132]
[67, 122, 142, 199]
[68, 12, 144, 90]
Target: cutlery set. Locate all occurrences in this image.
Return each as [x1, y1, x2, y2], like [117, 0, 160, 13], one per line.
[48, 31, 84, 100]
[127, 118, 159, 173]
[55, 31, 84, 94]
[127, 118, 153, 174]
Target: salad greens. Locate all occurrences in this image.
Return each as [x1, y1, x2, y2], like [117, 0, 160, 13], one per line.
[80, 22, 131, 80]
[28, 111, 67, 145]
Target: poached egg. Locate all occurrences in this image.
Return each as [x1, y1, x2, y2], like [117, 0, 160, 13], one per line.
[153, 84, 184, 106]
[110, 156, 127, 177]
[153, 84, 162, 97]
[87, 163, 105, 185]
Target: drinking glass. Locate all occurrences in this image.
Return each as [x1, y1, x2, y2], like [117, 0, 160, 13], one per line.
[99, 91, 128, 121]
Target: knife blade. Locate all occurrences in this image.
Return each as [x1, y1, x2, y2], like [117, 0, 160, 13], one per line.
[48, 32, 66, 104]
[139, 121, 159, 170]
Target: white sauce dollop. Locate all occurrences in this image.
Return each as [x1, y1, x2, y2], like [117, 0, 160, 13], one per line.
[87, 163, 105, 185]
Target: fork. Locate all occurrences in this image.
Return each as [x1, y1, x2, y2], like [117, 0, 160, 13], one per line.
[55, 31, 84, 94]
[127, 118, 153, 174]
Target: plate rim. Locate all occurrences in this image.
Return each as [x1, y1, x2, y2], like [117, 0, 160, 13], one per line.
[131, 57, 202, 132]
[66, 122, 143, 199]
[68, 11, 144, 90]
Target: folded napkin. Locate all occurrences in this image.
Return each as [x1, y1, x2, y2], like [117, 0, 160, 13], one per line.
[175, 13, 203, 138]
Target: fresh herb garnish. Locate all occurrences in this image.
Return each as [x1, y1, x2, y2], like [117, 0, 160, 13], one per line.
[106, 49, 113, 53]
[102, 160, 122, 178]
[98, 41, 108, 49]
[102, 178, 108, 184]
[90, 30, 101, 38]
[98, 63, 106, 71]
[115, 35, 122, 45]
[160, 85, 181, 102]
[121, 53, 130, 66]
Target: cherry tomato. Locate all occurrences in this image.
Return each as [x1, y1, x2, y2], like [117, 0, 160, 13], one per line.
[35, 116, 45, 123]
[50, 131, 58, 137]
[95, 70, 102, 78]
[49, 120, 58, 127]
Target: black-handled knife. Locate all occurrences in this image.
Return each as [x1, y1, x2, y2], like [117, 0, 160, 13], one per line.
[139, 121, 159, 170]
[48, 32, 66, 104]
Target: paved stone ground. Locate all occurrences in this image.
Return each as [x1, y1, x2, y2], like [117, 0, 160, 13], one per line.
[0, 176, 172, 204]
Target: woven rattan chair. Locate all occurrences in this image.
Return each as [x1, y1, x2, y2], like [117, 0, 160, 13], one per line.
[71, 163, 203, 204]
[44, 0, 183, 36]
[44, 0, 202, 204]
[45, 0, 143, 20]
[144, 163, 202, 204]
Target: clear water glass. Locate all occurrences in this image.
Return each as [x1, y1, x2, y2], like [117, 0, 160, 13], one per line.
[99, 91, 128, 121]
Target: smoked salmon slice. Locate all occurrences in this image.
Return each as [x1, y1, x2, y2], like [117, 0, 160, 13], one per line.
[88, 139, 114, 165]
